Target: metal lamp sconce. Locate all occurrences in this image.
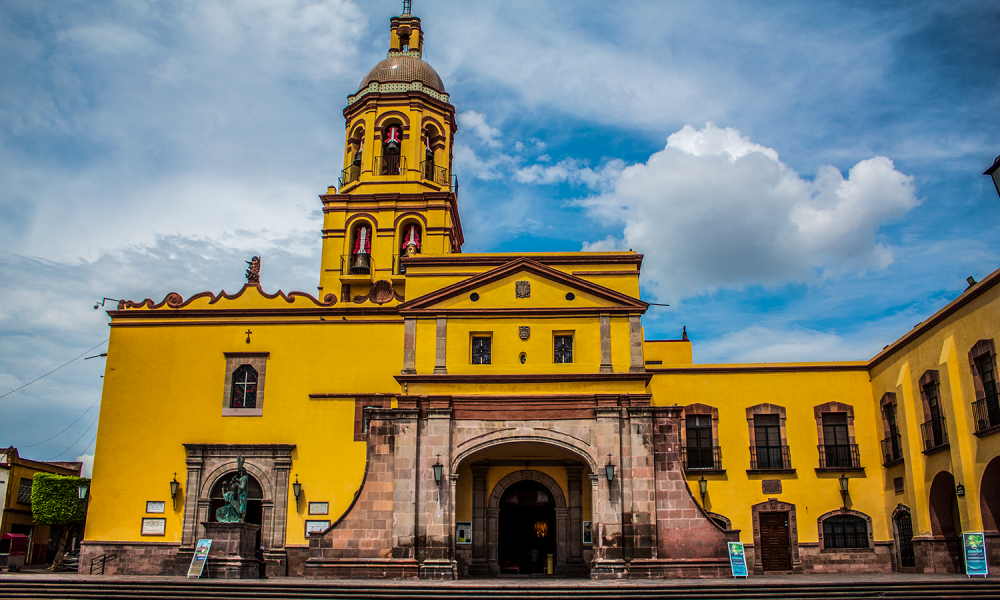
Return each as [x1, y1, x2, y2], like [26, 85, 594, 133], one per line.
[78, 483, 89, 501]
[956, 483, 965, 498]
[293, 475, 302, 502]
[605, 454, 615, 486]
[433, 455, 443, 486]
[698, 476, 708, 504]
[839, 473, 849, 506]
[169, 473, 180, 507]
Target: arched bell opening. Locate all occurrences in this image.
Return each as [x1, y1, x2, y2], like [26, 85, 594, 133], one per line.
[379, 121, 405, 176]
[209, 473, 265, 548]
[397, 220, 422, 273]
[342, 124, 366, 186]
[348, 221, 374, 275]
[421, 124, 443, 184]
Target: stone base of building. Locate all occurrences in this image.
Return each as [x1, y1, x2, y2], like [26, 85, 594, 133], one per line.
[418, 559, 458, 580]
[302, 557, 420, 579]
[202, 522, 261, 579]
[628, 558, 732, 579]
[589, 559, 628, 579]
[78, 541, 179, 575]
[797, 542, 894, 574]
[913, 536, 963, 574]
[986, 532, 1000, 570]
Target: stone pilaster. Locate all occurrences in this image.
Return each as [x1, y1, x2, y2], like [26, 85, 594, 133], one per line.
[402, 317, 417, 374]
[592, 406, 626, 578]
[392, 408, 420, 559]
[468, 464, 490, 577]
[628, 315, 644, 373]
[627, 406, 658, 561]
[599, 315, 613, 373]
[433, 317, 448, 374]
[417, 403, 455, 579]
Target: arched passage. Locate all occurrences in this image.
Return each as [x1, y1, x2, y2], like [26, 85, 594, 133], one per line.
[927, 470, 962, 573]
[981, 457, 1000, 532]
[494, 476, 560, 575]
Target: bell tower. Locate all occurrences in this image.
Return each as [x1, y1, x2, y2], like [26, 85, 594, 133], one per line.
[318, 1, 462, 305]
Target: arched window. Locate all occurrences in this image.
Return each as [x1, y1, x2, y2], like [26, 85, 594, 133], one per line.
[230, 364, 258, 409]
[380, 123, 403, 175]
[342, 126, 364, 186]
[350, 223, 372, 274]
[969, 339, 999, 433]
[821, 514, 869, 549]
[747, 404, 789, 470]
[422, 125, 444, 184]
[880, 393, 903, 465]
[814, 402, 860, 469]
[209, 472, 264, 526]
[681, 404, 721, 471]
[919, 370, 948, 452]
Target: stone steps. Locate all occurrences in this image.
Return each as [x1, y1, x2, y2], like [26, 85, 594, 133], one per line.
[1, 577, 999, 600]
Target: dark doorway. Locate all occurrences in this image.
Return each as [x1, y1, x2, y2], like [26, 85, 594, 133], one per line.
[209, 474, 265, 548]
[894, 508, 916, 568]
[759, 511, 792, 571]
[498, 480, 555, 575]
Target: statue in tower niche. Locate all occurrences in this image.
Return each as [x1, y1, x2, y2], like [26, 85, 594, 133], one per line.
[245, 257, 260, 284]
[403, 224, 421, 256]
[215, 455, 249, 523]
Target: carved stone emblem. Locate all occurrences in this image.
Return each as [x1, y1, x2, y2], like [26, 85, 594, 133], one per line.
[519, 326, 530, 340]
[762, 479, 782, 495]
[515, 281, 530, 298]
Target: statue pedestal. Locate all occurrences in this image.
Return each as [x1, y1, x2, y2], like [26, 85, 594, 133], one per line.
[202, 522, 261, 579]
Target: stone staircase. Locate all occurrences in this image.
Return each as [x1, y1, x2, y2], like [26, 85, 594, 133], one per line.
[1, 576, 998, 600]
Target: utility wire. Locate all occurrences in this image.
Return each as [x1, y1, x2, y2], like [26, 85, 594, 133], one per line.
[16, 395, 102, 448]
[51, 413, 100, 461]
[0, 339, 109, 400]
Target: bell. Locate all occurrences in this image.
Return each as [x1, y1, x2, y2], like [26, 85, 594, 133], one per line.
[385, 140, 400, 155]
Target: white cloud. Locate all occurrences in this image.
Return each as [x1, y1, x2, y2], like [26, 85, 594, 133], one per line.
[457, 110, 502, 148]
[578, 123, 919, 301]
[76, 454, 95, 478]
[695, 325, 880, 363]
[514, 158, 624, 190]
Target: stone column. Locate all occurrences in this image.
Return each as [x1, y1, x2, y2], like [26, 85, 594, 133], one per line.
[486, 507, 501, 576]
[627, 406, 657, 560]
[402, 317, 417, 374]
[617, 402, 635, 562]
[417, 404, 455, 579]
[628, 315, 644, 373]
[567, 465, 584, 568]
[555, 507, 569, 575]
[392, 408, 420, 559]
[468, 464, 489, 576]
[599, 315, 613, 373]
[433, 317, 448, 374]
[181, 453, 204, 548]
[592, 406, 626, 578]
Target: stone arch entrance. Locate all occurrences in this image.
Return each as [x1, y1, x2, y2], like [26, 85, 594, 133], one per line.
[927, 470, 961, 573]
[489, 470, 567, 576]
[980, 456, 1000, 533]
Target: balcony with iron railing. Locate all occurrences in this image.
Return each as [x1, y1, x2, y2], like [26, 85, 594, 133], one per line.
[375, 154, 406, 176]
[749, 445, 792, 471]
[920, 415, 949, 454]
[817, 443, 861, 470]
[681, 446, 722, 471]
[881, 434, 903, 466]
[339, 162, 361, 188]
[421, 160, 449, 186]
[341, 253, 374, 277]
[973, 393, 1000, 436]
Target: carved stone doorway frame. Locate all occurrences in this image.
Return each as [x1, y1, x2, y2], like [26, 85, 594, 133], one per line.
[179, 444, 294, 576]
[750, 498, 802, 574]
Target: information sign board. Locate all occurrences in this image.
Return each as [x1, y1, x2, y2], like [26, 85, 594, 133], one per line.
[963, 532, 988, 578]
[187, 539, 212, 579]
[727, 541, 748, 578]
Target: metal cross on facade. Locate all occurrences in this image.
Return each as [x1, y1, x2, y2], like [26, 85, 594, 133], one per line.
[245, 329, 252, 344]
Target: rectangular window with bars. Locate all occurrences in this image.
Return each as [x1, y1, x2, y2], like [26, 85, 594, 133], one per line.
[554, 335, 573, 363]
[17, 478, 32, 504]
[685, 415, 715, 469]
[471, 336, 491, 365]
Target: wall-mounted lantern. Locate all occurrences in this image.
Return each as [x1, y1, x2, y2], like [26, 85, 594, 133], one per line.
[433, 455, 443, 486]
[605, 454, 615, 483]
[293, 474, 302, 501]
[78, 483, 89, 501]
[169, 473, 180, 504]
[956, 483, 965, 498]
[698, 476, 708, 504]
[839, 473, 850, 506]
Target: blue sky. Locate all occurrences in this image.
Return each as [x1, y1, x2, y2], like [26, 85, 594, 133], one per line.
[1, 0, 998, 471]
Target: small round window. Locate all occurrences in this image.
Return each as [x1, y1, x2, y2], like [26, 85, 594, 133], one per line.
[566, 292, 575, 301]
[470, 292, 480, 302]
[519, 352, 527, 364]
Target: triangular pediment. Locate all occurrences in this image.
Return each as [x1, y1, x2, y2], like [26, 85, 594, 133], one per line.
[398, 258, 648, 314]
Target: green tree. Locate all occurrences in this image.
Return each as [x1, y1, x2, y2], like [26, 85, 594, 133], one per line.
[30, 473, 90, 571]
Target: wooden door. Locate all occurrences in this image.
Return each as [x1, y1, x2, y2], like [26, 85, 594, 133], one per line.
[759, 511, 792, 571]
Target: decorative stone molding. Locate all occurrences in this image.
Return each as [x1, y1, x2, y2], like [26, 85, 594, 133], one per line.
[515, 281, 530, 298]
[519, 326, 530, 340]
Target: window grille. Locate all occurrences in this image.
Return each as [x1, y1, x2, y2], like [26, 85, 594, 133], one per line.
[823, 515, 868, 549]
[974, 353, 999, 431]
[230, 364, 258, 409]
[472, 337, 491, 365]
[554, 335, 573, 363]
[17, 478, 32, 504]
[685, 415, 716, 469]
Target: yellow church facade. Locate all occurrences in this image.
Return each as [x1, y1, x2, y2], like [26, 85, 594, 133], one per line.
[80, 6, 999, 579]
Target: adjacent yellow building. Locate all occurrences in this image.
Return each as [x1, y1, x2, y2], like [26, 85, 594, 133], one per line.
[80, 4, 999, 579]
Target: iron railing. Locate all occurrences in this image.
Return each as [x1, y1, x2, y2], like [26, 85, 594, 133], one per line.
[920, 415, 948, 452]
[339, 163, 361, 187]
[973, 394, 1000, 433]
[341, 253, 373, 276]
[375, 154, 405, 176]
[817, 443, 860, 468]
[681, 446, 722, 470]
[749, 445, 791, 470]
[881, 434, 903, 465]
[421, 160, 449, 185]
[90, 553, 116, 575]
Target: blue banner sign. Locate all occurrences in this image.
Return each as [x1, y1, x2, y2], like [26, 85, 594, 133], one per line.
[187, 539, 213, 579]
[728, 541, 748, 578]
[963, 532, 988, 578]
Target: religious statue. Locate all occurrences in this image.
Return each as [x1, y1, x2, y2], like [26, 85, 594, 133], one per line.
[215, 455, 249, 523]
[245, 257, 260, 284]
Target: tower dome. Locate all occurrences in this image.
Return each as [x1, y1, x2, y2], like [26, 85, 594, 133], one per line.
[359, 55, 446, 94]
